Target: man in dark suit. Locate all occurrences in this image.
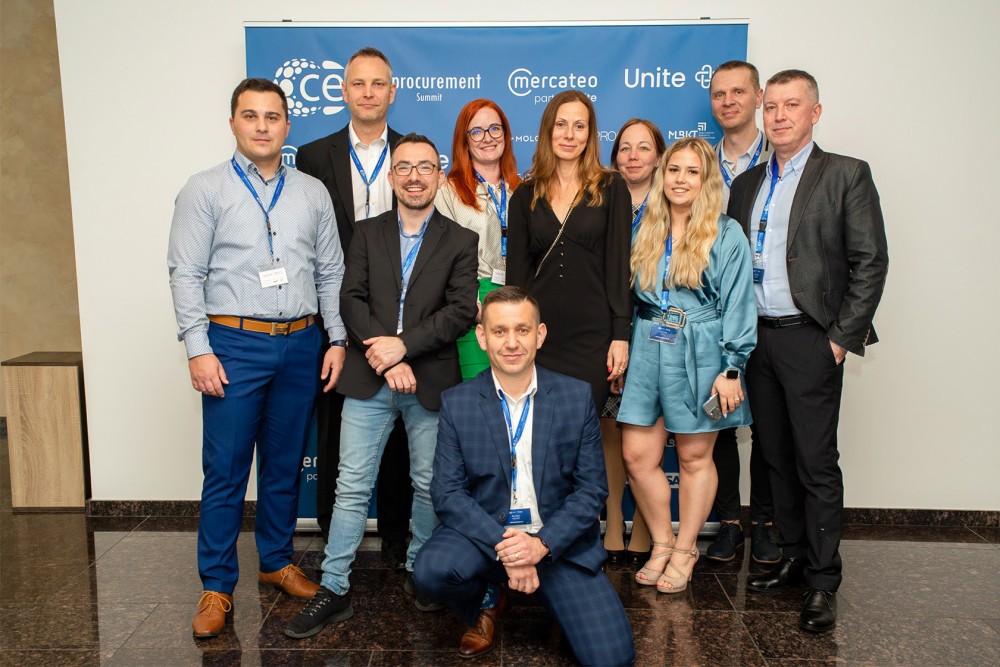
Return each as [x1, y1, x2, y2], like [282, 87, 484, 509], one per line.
[727, 70, 889, 633]
[295, 46, 411, 565]
[285, 134, 479, 640]
[412, 287, 635, 666]
[706, 59, 780, 565]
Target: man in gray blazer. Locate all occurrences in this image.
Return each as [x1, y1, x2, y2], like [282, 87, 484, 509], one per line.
[727, 69, 888, 633]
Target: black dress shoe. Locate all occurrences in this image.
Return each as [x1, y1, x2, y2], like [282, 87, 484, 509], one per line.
[800, 589, 837, 632]
[750, 523, 781, 564]
[404, 573, 445, 612]
[606, 549, 625, 564]
[747, 556, 806, 591]
[626, 549, 651, 565]
[706, 522, 744, 562]
[381, 540, 407, 571]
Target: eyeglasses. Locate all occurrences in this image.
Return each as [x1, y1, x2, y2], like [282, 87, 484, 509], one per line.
[391, 162, 438, 176]
[467, 124, 504, 142]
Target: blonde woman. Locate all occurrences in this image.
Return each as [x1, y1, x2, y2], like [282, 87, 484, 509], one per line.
[620, 137, 756, 594]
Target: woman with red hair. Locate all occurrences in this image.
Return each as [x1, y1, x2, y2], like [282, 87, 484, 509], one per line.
[436, 98, 522, 379]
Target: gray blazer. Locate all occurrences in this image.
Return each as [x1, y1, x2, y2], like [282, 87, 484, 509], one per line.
[727, 144, 889, 356]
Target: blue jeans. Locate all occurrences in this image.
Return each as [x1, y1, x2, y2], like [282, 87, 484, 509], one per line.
[320, 384, 439, 594]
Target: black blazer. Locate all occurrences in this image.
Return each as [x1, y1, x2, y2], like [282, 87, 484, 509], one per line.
[727, 144, 889, 356]
[296, 124, 403, 253]
[338, 209, 480, 410]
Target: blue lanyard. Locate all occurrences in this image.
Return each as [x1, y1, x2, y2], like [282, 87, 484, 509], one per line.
[398, 217, 429, 326]
[755, 156, 782, 257]
[348, 142, 388, 219]
[474, 172, 508, 257]
[659, 234, 674, 313]
[499, 392, 531, 499]
[719, 136, 764, 189]
[631, 195, 649, 235]
[231, 158, 285, 257]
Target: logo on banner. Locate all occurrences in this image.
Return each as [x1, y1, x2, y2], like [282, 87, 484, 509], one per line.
[393, 72, 482, 103]
[695, 64, 714, 89]
[273, 58, 345, 117]
[282, 145, 298, 169]
[507, 67, 599, 104]
[665, 121, 717, 144]
[666, 473, 680, 489]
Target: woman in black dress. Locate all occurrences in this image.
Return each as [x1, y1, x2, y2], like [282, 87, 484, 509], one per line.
[507, 90, 631, 409]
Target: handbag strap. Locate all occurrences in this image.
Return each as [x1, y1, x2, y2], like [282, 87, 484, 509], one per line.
[534, 191, 581, 280]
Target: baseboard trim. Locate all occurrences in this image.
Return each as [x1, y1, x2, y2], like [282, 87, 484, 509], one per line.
[738, 506, 997, 528]
[86, 500, 998, 527]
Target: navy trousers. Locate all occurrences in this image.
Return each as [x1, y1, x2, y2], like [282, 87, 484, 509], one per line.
[414, 526, 635, 667]
[198, 321, 322, 593]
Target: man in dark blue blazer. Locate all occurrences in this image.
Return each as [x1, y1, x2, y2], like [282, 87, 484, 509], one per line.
[413, 287, 635, 666]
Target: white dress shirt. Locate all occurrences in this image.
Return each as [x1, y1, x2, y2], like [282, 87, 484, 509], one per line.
[348, 122, 393, 222]
[492, 368, 543, 533]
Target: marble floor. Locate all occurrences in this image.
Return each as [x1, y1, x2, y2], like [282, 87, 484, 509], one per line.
[1, 437, 998, 666]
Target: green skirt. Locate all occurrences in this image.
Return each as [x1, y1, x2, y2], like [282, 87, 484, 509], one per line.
[457, 278, 502, 381]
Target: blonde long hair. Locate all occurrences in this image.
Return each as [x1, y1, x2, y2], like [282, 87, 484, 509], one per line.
[631, 138, 723, 291]
[524, 90, 612, 209]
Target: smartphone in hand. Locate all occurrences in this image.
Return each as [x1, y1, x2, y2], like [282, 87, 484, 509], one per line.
[702, 393, 723, 422]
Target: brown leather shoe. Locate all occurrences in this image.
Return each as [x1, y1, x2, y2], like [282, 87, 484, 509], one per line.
[458, 587, 507, 658]
[192, 591, 233, 638]
[259, 564, 320, 599]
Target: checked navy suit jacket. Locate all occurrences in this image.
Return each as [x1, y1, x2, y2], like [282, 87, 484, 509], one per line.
[431, 365, 608, 573]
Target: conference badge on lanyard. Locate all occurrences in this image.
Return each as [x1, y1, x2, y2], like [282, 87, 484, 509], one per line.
[648, 234, 685, 344]
[649, 307, 686, 344]
[754, 159, 781, 284]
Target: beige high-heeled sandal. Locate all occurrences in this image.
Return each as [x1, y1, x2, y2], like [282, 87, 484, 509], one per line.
[656, 546, 699, 594]
[634, 540, 674, 586]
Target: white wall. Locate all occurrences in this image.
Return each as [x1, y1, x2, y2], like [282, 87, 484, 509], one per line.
[54, 1, 1000, 510]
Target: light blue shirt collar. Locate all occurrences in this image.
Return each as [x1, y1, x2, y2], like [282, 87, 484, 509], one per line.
[766, 140, 814, 180]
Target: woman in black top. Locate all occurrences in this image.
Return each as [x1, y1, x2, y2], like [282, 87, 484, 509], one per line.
[507, 90, 631, 409]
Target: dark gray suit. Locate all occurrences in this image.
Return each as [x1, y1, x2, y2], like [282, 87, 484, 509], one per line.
[727, 143, 888, 590]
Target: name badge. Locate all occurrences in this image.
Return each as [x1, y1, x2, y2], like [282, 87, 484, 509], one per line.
[649, 307, 685, 344]
[505, 508, 532, 526]
[491, 269, 506, 286]
[259, 266, 289, 288]
[752, 254, 765, 284]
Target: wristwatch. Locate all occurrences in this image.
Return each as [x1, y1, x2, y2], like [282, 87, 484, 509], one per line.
[724, 369, 740, 380]
[330, 339, 348, 348]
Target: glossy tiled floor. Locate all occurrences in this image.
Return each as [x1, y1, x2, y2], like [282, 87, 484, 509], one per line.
[1, 434, 998, 666]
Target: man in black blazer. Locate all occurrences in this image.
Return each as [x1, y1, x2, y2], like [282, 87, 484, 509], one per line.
[727, 70, 888, 633]
[295, 46, 410, 565]
[286, 134, 479, 640]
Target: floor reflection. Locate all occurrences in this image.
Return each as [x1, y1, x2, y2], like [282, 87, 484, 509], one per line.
[1, 434, 998, 666]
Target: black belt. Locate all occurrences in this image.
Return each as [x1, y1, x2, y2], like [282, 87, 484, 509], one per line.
[757, 314, 813, 329]
[636, 303, 661, 320]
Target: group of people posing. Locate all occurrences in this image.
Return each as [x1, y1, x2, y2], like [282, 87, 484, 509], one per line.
[168, 46, 888, 666]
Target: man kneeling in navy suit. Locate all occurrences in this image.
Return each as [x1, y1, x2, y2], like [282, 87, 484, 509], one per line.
[413, 286, 635, 666]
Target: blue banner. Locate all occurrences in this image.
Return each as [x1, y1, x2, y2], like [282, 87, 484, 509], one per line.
[245, 21, 748, 524]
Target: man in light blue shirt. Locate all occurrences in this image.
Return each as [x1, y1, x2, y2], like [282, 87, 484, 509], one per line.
[728, 70, 888, 634]
[168, 78, 347, 639]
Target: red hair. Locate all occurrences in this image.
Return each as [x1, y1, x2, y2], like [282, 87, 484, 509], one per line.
[447, 99, 521, 211]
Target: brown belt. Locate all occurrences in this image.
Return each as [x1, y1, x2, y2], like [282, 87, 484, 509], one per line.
[208, 314, 315, 336]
